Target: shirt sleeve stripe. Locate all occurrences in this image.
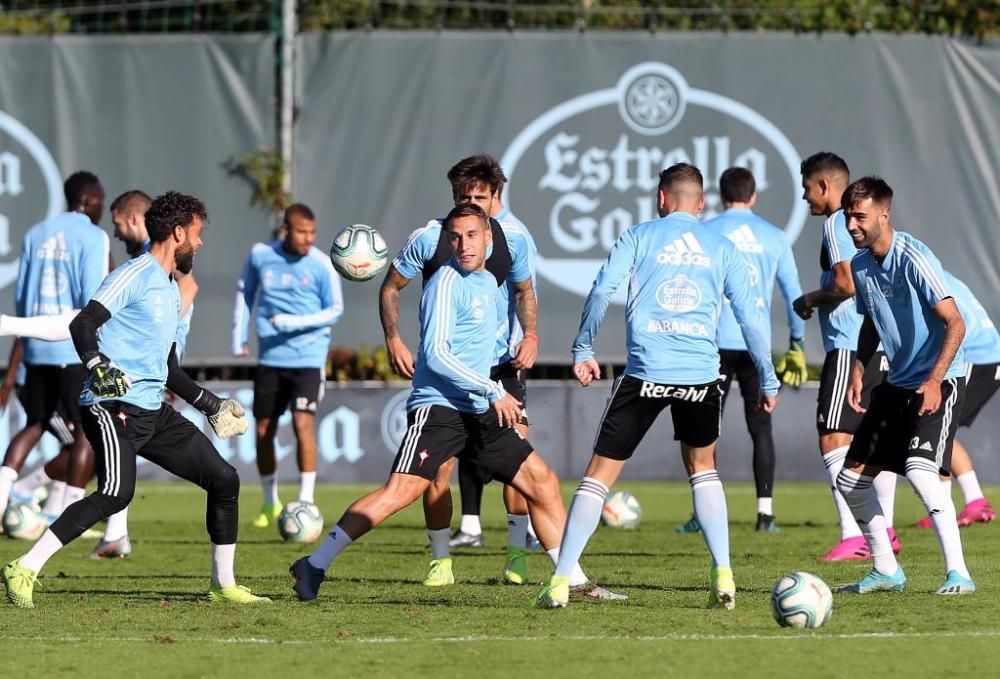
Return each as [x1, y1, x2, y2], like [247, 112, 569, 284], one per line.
[391, 221, 439, 269]
[823, 212, 840, 263]
[93, 257, 152, 308]
[900, 241, 948, 300]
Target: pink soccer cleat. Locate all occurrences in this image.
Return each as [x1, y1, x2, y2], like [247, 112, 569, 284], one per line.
[915, 515, 933, 529]
[820, 536, 870, 562]
[957, 498, 996, 527]
[888, 527, 901, 555]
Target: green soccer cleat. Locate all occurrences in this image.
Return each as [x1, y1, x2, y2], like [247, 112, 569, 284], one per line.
[207, 584, 272, 604]
[423, 558, 455, 587]
[2, 559, 39, 609]
[535, 575, 570, 609]
[504, 546, 528, 585]
[252, 503, 282, 529]
[709, 566, 736, 610]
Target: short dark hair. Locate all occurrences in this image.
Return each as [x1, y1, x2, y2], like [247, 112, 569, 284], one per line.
[283, 203, 315, 227]
[658, 163, 703, 192]
[444, 203, 488, 231]
[110, 190, 152, 217]
[63, 171, 101, 208]
[841, 176, 893, 211]
[719, 167, 755, 204]
[800, 152, 849, 180]
[447, 155, 507, 199]
[145, 191, 209, 242]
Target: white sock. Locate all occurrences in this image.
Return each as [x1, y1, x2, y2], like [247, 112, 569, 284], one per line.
[44, 481, 67, 519]
[526, 517, 537, 542]
[260, 474, 279, 505]
[13, 466, 51, 497]
[0, 465, 18, 513]
[757, 497, 773, 516]
[427, 528, 450, 559]
[824, 446, 862, 539]
[546, 547, 588, 587]
[691, 470, 730, 569]
[19, 529, 64, 573]
[957, 471, 985, 504]
[62, 486, 86, 513]
[459, 514, 482, 536]
[907, 459, 969, 578]
[308, 524, 353, 571]
[211, 543, 236, 588]
[298, 471, 317, 504]
[837, 468, 897, 575]
[507, 514, 529, 548]
[104, 507, 130, 542]
[873, 472, 897, 528]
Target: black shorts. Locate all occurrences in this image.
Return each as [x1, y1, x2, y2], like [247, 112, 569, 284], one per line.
[593, 374, 724, 459]
[22, 364, 86, 427]
[846, 377, 966, 475]
[391, 405, 533, 484]
[491, 361, 528, 425]
[958, 363, 1000, 428]
[15, 385, 75, 446]
[719, 349, 770, 419]
[817, 350, 887, 434]
[253, 365, 325, 419]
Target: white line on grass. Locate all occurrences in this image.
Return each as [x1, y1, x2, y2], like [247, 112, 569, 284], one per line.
[6, 631, 1000, 646]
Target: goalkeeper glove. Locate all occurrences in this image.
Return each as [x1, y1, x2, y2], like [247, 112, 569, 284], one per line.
[775, 338, 808, 389]
[84, 351, 132, 399]
[193, 389, 249, 439]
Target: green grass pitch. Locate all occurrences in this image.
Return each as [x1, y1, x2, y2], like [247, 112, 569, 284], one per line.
[1, 481, 998, 678]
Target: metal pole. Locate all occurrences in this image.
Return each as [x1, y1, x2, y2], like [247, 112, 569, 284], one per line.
[279, 0, 296, 197]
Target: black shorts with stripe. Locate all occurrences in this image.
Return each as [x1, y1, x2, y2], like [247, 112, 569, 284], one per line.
[846, 377, 966, 476]
[15, 385, 75, 446]
[959, 363, 1000, 428]
[391, 405, 533, 483]
[491, 361, 528, 426]
[253, 365, 325, 419]
[22, 364, 86, 428]
[816, 350, 887, 433]
[593, 374, 724, 460]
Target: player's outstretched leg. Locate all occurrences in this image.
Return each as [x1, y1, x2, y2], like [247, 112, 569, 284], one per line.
[422, 458, 455, 587]
[450, 457, 485, 547]
[91, 508, 132, 559]
[819, 442, 869, 562]
[253, 416, 282, 529]
[835, 467, 907, 594]
[873, 471, 901, 554]
[503, 486, 531, 585]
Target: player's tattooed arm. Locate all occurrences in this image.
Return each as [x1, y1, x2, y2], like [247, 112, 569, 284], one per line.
[794, 261, 855, 318]
[379, 266, 416, 378]
[511, 279, 538, 370]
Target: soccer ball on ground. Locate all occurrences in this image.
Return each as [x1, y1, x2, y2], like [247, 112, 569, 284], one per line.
[601, 490, 641, 529]
[771, 571, 834, 628]
[329, 224, 389, 282]
[2, 502, 48, 541]
[278, 501, 325, 543]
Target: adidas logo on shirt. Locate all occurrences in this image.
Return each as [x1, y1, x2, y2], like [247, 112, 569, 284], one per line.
[725, 224, 764, 253]
[657, 233, 711, 267]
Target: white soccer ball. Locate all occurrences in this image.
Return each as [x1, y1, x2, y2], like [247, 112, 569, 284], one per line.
[278, 501, 325, 543]
[771, 571, 834, 628]
[329, 224, 389, 282]
[2, 502, 48, 541]
[601, 490, 641, 529]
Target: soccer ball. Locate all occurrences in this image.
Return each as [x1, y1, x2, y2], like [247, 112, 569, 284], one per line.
[278, 501, 325, 543]
[329, 224, 389, 282]
[2, 502, 48, 541]
[601, 490, 641, 529]
[771, 571, 834, 628]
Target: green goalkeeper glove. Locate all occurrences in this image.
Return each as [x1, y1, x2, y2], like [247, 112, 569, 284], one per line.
[84, 352, 132, 399]
[775, 338, 808, 389]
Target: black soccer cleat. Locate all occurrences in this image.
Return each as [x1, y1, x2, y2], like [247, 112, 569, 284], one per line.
[755, 513, 779, 533]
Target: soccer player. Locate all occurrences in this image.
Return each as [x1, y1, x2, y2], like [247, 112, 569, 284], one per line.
[838, 176, 973, 595]
[0, 171, 109, 532]
[677, 167, 805, 534]
[793, 153, 897, 561]
[535, 163, 779, 610]
[380, 155, 546, 587]
[233, 204, 344, 528]
[1, 191, 268, 608]
[912, 272, 998, 528]
[290, 204, 568, 602]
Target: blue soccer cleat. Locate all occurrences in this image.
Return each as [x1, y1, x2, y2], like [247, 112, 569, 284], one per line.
[838, 566, 907, 594]
[290, 556, 326, 601]
[936, 570, 975, 595]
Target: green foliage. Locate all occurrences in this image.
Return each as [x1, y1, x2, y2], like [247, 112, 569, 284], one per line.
[225, 149, 291, 216]
[328, 343, 401, 381]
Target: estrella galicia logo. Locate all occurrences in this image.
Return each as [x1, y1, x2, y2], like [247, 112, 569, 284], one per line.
[380, 388, 411, 452]
[500, 63, 805, 304]
[0, 111, 62, 291]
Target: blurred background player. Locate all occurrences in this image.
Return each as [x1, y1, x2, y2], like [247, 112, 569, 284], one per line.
[233, 204, 344, 528]
[0, 171, 109, 534]
[838, 176, 972, 596]
[380, 155, 545, 586]
[676, 167, 805, 535]
[793, 152, 897, 562]
[912, 272, 998, 528]
[535, 164, 779, 610]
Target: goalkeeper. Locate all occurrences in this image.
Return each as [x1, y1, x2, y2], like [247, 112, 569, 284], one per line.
[675, 168, 806, 535]
[1, 192, 267, 609]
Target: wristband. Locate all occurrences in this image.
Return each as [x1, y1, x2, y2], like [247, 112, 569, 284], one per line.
[522, 333, 538, 342]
